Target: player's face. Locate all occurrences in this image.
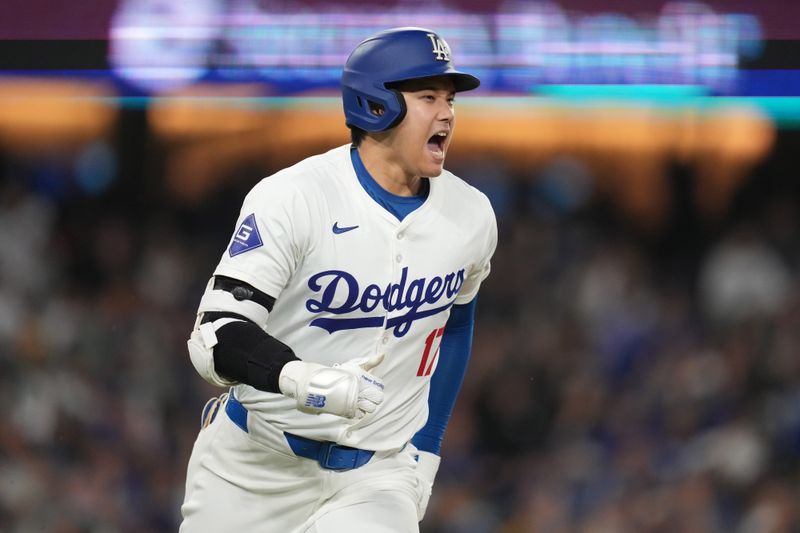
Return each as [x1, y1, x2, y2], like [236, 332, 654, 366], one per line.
[389, 76, 456, 179]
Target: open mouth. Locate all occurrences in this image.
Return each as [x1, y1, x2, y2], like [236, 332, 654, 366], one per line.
[427, 131, 447, 157]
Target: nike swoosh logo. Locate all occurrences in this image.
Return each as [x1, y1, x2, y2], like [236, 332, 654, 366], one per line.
[332, 222, 359, 234]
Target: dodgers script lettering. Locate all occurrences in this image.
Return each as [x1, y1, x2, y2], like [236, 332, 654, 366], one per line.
[306, 267, 465, 337]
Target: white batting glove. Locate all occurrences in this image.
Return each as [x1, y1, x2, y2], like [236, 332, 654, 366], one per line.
[278, 353, 385, 419]
[414, 450, 441, 521]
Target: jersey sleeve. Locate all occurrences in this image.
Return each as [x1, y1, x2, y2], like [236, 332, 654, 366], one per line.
[213, 176, 312, 299]
[455, 194, 497, 305]
[411, 297, 476, 455]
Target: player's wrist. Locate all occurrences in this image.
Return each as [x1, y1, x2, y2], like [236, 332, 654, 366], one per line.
[277, 357, 385, 419]
[280, 360, 363, 417]
[278, 360, 318, 398]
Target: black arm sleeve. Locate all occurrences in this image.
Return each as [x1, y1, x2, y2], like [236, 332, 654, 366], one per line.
[205, 313, 300, 393]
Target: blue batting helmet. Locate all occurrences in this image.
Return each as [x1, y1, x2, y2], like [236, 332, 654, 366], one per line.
[341, 27, 480, 132]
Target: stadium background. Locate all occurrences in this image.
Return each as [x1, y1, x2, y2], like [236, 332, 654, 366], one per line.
[0, 0, 799, 530]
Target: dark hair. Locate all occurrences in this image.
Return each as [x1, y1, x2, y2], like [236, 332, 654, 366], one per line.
[350, 126, 367, 147]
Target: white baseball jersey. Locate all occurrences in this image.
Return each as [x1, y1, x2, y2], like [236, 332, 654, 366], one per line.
[210, 144, 496, 452]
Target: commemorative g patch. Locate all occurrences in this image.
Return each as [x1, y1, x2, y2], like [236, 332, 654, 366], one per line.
[229, 213, 263, 257]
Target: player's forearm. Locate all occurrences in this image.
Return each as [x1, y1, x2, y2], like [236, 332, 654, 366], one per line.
[211, 317, 299, 393]
[412, 298, 476, 455]
[194, 311, 385, 419]
[189, 275, 300, 392]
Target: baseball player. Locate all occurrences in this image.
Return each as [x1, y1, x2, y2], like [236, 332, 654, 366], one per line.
[180, 27, 497, 532]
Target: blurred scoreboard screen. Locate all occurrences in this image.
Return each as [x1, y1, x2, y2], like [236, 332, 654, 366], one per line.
[1, 0, 799, 118]
[105, 0, 766, 95]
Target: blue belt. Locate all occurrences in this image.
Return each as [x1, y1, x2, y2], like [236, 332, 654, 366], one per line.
[283, 432, 375, 471]
[224, 392, 375, 471]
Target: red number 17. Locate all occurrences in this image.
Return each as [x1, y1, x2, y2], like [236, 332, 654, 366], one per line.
[417, 327, 445, 377]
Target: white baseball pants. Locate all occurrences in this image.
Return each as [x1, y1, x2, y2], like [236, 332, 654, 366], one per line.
[179, 396, 422, 533]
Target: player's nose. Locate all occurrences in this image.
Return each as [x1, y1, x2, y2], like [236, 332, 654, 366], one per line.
[436, 100, 454, 122]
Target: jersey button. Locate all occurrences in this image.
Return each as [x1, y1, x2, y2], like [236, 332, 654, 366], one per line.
[381, 336, 389, 345]
[395, 254, 403, 263]
[396, 232, 404, 240]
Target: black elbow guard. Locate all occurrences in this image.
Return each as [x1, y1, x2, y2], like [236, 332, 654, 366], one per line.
[212, 319, 299, 393]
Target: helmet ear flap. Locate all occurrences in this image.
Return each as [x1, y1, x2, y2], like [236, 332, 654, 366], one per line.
[383, 88, 407, 130]
[343, 86, 407, 132]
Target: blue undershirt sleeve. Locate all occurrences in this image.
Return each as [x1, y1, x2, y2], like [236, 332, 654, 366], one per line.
[411, 297, 477, 456]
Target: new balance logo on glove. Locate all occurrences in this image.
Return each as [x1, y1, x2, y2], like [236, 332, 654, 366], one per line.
[305, 393, 327, 408]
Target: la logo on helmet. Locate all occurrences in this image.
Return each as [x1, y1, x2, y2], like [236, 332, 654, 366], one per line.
[427, 33, 451, 61]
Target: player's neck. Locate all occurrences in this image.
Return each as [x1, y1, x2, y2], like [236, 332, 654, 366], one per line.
[356, 141, 423, 197]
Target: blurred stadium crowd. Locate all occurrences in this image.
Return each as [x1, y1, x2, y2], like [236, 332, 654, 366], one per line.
[0, 131, 798, 532]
